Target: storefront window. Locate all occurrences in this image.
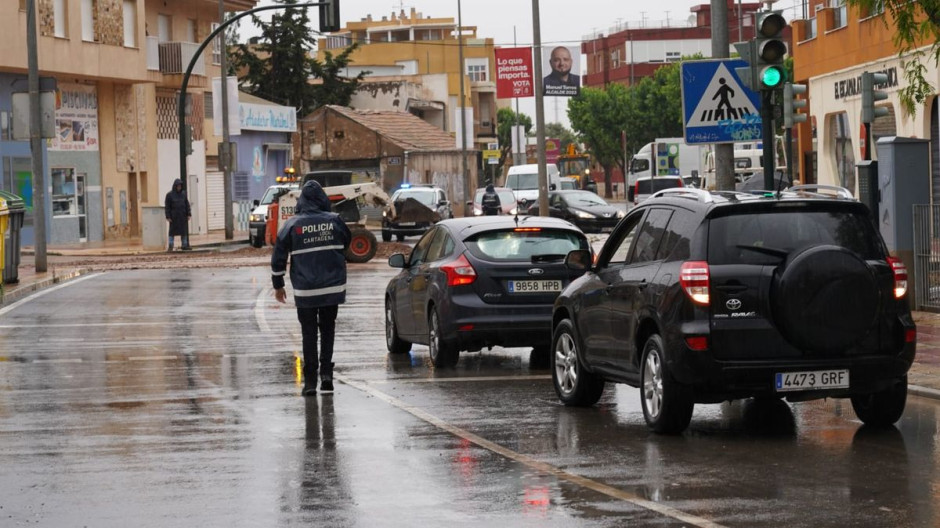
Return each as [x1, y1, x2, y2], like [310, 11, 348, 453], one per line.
[51, 167, 77, 216]
[828, 112, 856, 194]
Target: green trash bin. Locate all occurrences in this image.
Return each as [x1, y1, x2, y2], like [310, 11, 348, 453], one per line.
[0, 190, 25, 284]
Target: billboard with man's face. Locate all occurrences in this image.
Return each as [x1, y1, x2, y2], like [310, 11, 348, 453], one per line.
[542, 45, 581, 97]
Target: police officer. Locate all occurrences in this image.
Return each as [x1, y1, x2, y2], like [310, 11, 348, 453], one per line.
[481, 183, 501, 216]
[272, 180, 351, 396]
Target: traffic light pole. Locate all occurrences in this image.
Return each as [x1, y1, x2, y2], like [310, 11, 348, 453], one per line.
[762, 90, 775, 189]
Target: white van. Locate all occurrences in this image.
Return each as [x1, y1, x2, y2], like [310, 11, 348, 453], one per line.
[504, 164, 561, 206]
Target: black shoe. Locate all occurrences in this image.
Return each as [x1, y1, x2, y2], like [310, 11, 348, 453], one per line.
[181, 246, 193, 251]
[319, 380, 334, 393]
[302, 384, 317, 396]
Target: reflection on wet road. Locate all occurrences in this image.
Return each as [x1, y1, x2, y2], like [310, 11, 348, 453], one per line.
[0, 266, 938, 527]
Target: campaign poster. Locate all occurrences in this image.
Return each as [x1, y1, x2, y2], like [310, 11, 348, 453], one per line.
[51, 83, 99, 151]
[495, 47, 534, 98]
[541, 45, 581, 97]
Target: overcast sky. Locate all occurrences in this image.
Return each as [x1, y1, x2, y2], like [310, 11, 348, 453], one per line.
[250, 0, 808, 127]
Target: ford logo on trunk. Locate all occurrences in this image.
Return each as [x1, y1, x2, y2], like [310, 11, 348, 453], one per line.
[725, 298, 742, 310]
[528, 268, 545, 276]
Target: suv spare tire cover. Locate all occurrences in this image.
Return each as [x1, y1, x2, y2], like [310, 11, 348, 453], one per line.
[771, 244, 880, 352]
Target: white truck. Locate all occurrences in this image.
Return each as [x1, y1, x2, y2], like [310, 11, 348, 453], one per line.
[627, 138, 709, 200]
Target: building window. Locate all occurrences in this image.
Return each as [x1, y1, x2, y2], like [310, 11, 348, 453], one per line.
[211, 22, 221, 64]
[233, 172, 250, 201]
[186, 19, 196, 43]
[861, 0, 885, 18]
[123, 0, 137, 48]
[830, 0, 847, 29]
[326, 35, 352, 49]
[610, 49, 620, 68]
[157, 14, 172, 42]
[53, 0, 68, 38]
[203, 92, 214, 119]
[466, 59, 488, 82]
[51, 168, 78, 216]
[828, 113, 856, 193]
[81, 0, 97, 42]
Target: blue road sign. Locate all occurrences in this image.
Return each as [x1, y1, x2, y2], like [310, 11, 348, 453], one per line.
[681, 59, 762, 144]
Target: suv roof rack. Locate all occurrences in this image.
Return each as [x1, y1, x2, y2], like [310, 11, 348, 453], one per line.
[787, 184, 855, 200]
[650, 187, 715, 203]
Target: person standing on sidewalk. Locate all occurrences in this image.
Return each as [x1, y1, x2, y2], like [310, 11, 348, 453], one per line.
[164, 178, 192, 251]
[272, 179, 351, 396]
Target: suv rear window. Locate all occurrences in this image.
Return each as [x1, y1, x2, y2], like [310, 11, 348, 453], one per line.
[636, 178, 683, 194]
[708, 208, 883, 265]
[466, 229, 587, 261]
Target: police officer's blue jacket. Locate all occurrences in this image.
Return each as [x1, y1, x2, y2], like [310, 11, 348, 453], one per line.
[271, 180, 351, 308]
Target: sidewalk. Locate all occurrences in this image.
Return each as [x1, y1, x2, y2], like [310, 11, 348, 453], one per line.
[4, 231, 940, 405]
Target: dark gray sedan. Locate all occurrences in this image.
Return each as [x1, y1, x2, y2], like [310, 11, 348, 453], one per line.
[384, 216, 591, 367]
[534, 190, 625, 233]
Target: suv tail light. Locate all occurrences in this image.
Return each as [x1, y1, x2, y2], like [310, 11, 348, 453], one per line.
[887, 256, 908, 299]
[679, 261, 710, 305]
[442, 254, 477, 287]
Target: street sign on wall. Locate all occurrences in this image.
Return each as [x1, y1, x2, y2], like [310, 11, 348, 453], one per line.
[681, 59, 762, 144]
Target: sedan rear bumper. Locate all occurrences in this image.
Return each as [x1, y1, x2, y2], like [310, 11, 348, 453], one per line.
[446, 294, 554, 350]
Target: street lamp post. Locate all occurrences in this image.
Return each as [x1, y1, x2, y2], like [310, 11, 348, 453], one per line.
[457, 0, 470, 210]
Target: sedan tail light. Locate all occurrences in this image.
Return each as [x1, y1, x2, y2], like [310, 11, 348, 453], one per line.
[887, 256, 908, 299]
[442, 254, 477, 287]
[679, 261, 710, 305]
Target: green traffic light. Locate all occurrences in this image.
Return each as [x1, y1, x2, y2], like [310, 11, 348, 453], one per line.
[761, 66, 783, 88]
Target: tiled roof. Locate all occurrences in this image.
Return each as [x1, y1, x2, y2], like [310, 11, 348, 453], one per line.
[326, 105, 465, 152]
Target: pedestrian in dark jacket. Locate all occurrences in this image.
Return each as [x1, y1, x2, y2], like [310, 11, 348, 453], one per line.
[164, 178, 192, 251]
[272, 180, 351, 396]
[481, 183, 501, 216]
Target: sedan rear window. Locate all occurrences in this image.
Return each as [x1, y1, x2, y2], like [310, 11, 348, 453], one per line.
[708, 209, 883, 265]
[465, 229, 587, 261]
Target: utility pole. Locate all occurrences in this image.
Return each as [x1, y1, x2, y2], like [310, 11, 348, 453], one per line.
[457, 0, 470, 211]
[27, 0, 46, 272]
[532, 0, 548, 216]
[219, 0, 233, 240]
[711, 0, 734, 191]
[513, 26, 525, 167]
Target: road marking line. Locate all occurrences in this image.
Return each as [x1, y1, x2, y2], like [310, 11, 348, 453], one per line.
[33, 358, 83, 363]
[128, 356, 178, 361]
[0, 273, 102, 317]
[254, 288, 272, 334]
[370, 375, 551, 384]
[337, 374, 728, 528]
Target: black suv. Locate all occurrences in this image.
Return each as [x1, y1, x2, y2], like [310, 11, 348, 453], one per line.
[551, 185, 916, 434]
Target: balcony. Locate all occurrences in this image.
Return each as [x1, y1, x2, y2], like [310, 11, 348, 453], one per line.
[157, 41, 206, 76]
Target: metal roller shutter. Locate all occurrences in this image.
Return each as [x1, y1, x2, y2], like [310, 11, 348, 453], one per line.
[207, 171, 225, 231]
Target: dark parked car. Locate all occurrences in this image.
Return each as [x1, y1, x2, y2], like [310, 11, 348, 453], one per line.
[540, 190, 624, 233]
[551, 184, 916, 433]
[385, 216, 591, 367]
[382, 185, 453, 241]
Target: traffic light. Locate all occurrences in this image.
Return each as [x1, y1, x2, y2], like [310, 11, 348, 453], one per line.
[319, 0, 341, 33]
[783, 83, 807, 128]
[754, 10, 788, 90]
[861, 71, 889, 124]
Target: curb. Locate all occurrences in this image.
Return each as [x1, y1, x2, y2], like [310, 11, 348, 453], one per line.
[0, 268, 90, 307]
[908, 384, 940, 401]
[22, 239, 249, 258]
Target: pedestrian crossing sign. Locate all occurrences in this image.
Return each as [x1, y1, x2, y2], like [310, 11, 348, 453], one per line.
[681, 59, 762, 144]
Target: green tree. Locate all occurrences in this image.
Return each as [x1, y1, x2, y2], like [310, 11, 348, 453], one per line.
[568, 84, 631, 198]
[230, 0, 366, 116]
[496, 107, 533, 171]
[842, 0, 939, 114]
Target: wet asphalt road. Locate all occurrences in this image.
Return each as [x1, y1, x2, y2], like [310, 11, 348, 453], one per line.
[2, 264, 940, 527]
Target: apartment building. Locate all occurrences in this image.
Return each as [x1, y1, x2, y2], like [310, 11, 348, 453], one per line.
[0, 0, 256, 246]
[581, 1, 763, 89]
[790, 1, 936, 192]
[316, 8, 497, 154]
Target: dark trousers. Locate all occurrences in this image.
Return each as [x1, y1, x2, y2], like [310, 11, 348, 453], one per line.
[297, 305, 339, 382]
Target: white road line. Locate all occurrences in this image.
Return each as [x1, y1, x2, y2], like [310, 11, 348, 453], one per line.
[0, 273, 102, 317]
[338, 374, 728, 528]
[32, 358, 83, 363]
[254, 287, 273, 334]
[128, 356, 178, 361]
[369, 375, 552, 384]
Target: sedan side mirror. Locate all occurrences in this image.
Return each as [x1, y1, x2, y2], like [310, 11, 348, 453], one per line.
[388, 253, 408, 268]
[565, 249, 592, 272]
[253, 199, 260, 207]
